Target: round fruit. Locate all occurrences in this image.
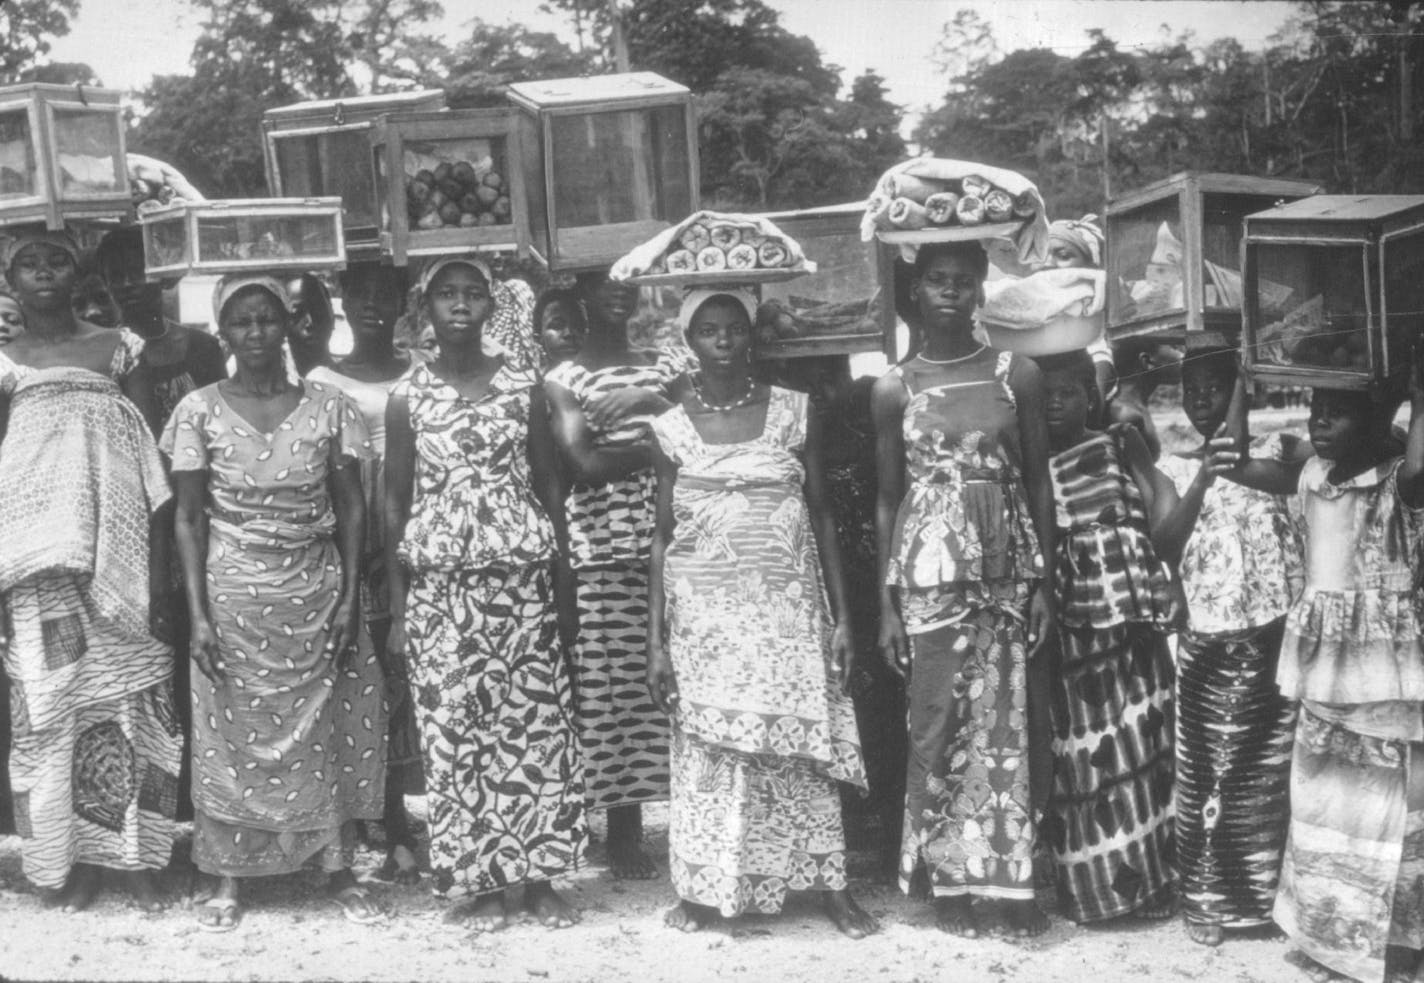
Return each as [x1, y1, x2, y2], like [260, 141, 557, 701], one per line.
[429, 189, 448, 209]
[482, 171, 503, 189]
[475, 185, 499, 206]
[460, 194, 482, 213]
[451, 161, 476, 185]
[433, 161, 453, 183]
[459, 212, 480, 227]
[438, 178, 463, 200]
[407, 179, 432, 204]
[439, 202, 462, 225]
[492, 196, 511, 218]
[414, 169, 435, 186]
[476, 212, 497, 226]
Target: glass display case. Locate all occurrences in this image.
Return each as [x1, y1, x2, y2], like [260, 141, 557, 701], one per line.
[140, 197, 345, 280]
[263, 90, 445, 255]
[1244, 195, 1424, 389]
[370, 108, 525, 265]
[752, 203, 893, 360]
[1106, 172, 1321, 344]
[507, 72, 698, 272]
[0, 83, 129, 228]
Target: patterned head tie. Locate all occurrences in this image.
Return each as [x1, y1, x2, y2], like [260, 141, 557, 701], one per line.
[212, 274, 295, 325]
[1047, 215, 1105, 269]
[2, 228, 80, 273]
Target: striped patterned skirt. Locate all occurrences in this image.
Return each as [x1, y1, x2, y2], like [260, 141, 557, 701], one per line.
[1043, 621, 1176, 923]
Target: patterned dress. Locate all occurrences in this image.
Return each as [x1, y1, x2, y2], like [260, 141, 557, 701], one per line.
[162, 380, 386, 877]
[650, 387, 865, 916]
[545, 352, 681, 810]
[1159, 434, 1303, 932]
[0, 337, 182, 890]
[397, 363, 585, 898]
[1274, 458, 1424, 983]
[885, 349, 1044, 902]
[1044, 424, 1178, 923]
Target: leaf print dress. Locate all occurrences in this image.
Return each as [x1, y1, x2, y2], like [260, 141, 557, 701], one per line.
[397, 363, 586, 898]
[162, 379, 386, 876]
[650, 387, 865, 917]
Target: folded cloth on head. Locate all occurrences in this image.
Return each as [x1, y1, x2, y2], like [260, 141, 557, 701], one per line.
[981, 268, 1107, 329]
[611, 210, 814, 280]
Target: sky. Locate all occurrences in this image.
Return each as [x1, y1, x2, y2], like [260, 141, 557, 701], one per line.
[50, 0, 1301, 122]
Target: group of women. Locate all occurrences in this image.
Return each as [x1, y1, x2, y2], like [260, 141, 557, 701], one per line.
[2, 211, 1424, 983]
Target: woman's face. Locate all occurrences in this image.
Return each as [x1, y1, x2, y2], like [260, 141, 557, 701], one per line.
[425, 263, 493, 351]
[686, 299, 752, 371]
[343, 265, 404, 344]
[1308, 389, 1372, 462]
[286, 276, 333, 357]
[539, 298, 584, 364]
[0, 295, 24, 343]
[1045, 240, 1092, 270]
[220, 289, 289, 374]
[8, 243, 77, 312]
[1181, 359, 1234, 438]
[586, 278, 639, 329]
[73, 277, 120, 328]
[912, 253, 982, 331]
[1043, 368, 1093, 448]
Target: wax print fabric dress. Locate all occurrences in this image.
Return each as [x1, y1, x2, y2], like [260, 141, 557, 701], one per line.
[545, 351, 682, 810]
[650, 387, 865, 916]
[0, 337, 182, 889]
[885, 348, 1044, 902]
[1159, 434, 1302, 933]
[1274, 457, 1424, 983]
[162, 379, 386, 876]
[1044, 424, 1178, 923]
[397, 363, 586, 898]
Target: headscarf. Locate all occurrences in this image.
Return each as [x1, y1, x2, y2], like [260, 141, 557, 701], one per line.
[2, 229, 80, 273]
[212, 274, 294, 325]
[678, 287, 758, 334]
[1047, 215, 1105, 269]
[417, 254, 493, 296]
[416, 254, 515, 360]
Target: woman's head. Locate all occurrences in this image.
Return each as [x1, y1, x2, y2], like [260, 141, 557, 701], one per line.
[72, 273, 120, 328]
[533, 288, 586, 365]
[0, 287, 24, 344]
[1045, 216, 1104, 270]
[1113, 336, 1183, 388]
[908, 241, 988, 334]
[96, 227, 164, 327]
[284, 273, 335, 365]
[1180, 347, 1238, 438]
[1307, 387, 1399, 463]
[680, 289, 757, 371]
[575, 271, 640, 333]
[5, 230, 79, 313]
[1035, 349, 1100, 448]
[420, 256, 495, 351]
[338, 262, 407, 346]
[214, 275, 293, 373]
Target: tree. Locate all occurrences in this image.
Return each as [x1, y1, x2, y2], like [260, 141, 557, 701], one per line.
[0, 0, 80, 83]
[389, 20, 596, 108]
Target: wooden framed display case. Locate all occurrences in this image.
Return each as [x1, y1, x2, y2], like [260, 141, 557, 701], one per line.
[1106, 172, 1322, 345]
[262, 90, 445, 256]
[140, 197, 345, 280]
[370, 108, 527, 265]
[751, 203, 893, 360]
[507, 72, 698, 272]
[0, 83, 130, 229]
[1243, 195, 1424, 390]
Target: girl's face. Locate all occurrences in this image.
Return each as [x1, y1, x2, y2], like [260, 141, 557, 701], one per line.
[539, 298, 584, 364]
[343, 266, 404, 344]
[0, 295, 24, 343]
[586, 279, 639, 328]
[8, 243, 76, 312]
[1181, 360, 1234, 438]
[1308, 389, 1372, 462]
[913, 253, 983, 331]
[1043, 369, 1094, 448]
[73, 278, 119, 328]
[425, 263, 493, 350]
[220, 289, 289, 374]
[687, 300, 752, 371]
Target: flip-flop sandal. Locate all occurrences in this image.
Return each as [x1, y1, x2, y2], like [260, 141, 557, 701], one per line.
[330, 885, 386, 925]
[196, 897, 241, 933]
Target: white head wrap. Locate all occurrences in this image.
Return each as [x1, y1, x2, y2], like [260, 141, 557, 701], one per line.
[678, 287, 758, 334]
[417, 254, 493, 296]
[212, 274, 294, 324]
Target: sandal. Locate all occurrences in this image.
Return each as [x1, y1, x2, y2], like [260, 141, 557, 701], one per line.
[196, 897, 242, 933]
[330, 884, 386, 925]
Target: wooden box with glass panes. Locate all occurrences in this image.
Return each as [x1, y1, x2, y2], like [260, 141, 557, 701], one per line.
[262, 90, 445, 257]
[0, 83, 131, 229]
[370, 108, 527, 265]
[1106, 172, 1321, 345]
[1243, 195, 1424, 390]
[507, 72, 698, 272]
[140, 197, 345, 280]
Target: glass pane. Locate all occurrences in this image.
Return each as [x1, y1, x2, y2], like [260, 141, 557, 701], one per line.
[274, 129, 377, 229]
[1252, 243, 1371, 372]
[196, 211, 338, 264]
[52, 107, 123, 194]
[518, 113, 547, 257]
[0, 108, 36, 198]
[548, 105, 691, 227]
[760, 229, 880, 337]
[403, 134, 512, 232]
[1108, 197, 1184, 322]
[144, 214, 188, 269]
[1202, 194, 1281, 309]
[1384, 233, 1424, 371]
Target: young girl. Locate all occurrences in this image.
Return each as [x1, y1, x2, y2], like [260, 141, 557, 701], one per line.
[1035, 349, 1180, 924]
[1226, 374, 1424, 983]
[647, 289, 876, 939]
[0, 285, 24, 344]
[533, 288, 586, 369]
[873, 240, 1057, 939]
[1155, 348, 1305, 948]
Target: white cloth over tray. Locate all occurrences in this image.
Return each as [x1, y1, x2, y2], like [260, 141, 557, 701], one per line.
[610, 209, 814, 281]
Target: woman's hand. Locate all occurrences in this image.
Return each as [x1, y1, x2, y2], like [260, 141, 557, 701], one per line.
[190, 617, 221, 681]
[1026, 582, 1056, 661]
[646, 643, 679, 716]
[587, 386, 662, 430]
[828, 621, 855, 694]
[325, 594, 360, 670]
[878, 603, 910, 680]
[1199, 424, 1241, 483]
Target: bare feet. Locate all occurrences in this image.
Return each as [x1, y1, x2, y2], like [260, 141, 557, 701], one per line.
[42, 864, 102, 914]
[195, 876, 241, 932]
[933, 895, 979, 938]
[523, 881, 580, 929]
[1134, 888, 1178, 921]
[606, 806, 658, 880]
[327, 869, 386, 925]
[377, 844, 421, 886]
[990, 898, 1049, 939]
[823, 890, 879, 939]
[1187, 919, 1224, 947]
[665, 900, 718, 933]
[445, 891, 508, 933]
[120, 869, 168, 913]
